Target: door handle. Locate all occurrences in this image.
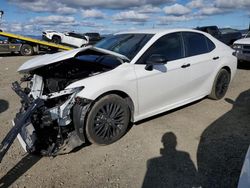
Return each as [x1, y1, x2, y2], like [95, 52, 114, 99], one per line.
[213, 56, 220, 60]
[181, 63, 190, 68]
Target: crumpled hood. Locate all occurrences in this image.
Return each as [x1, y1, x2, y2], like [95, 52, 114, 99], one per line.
[234, 38, 250, 45]
[18, 46, 130, 73]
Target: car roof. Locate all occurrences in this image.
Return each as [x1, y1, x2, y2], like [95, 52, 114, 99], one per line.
[116, 28, 204, 35]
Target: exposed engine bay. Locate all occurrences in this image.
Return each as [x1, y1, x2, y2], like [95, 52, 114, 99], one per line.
[0, 49, 125, 161]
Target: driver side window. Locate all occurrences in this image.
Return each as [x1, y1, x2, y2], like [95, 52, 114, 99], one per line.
[137, 32, 184, 64]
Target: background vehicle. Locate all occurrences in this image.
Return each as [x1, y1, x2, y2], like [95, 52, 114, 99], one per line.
[233, 36, 250, 62]
[0, 31, 72, 56]
[84, 32, 103, 45]
[42, 30, 102, 47]
[196, 26, 242, 46]
[0, 11, 72, 56]
[0, 29, 237, 161]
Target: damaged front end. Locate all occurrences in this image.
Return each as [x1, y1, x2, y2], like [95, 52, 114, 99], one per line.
[0, 47, 126, 162]
[3, 75, 88, 160]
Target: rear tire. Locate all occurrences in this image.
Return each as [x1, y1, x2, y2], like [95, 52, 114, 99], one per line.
[20, 44, 34, 56]
[85, 95, 130, 145]
[52, 36, 61, 44]
[209, 69, 230, 100]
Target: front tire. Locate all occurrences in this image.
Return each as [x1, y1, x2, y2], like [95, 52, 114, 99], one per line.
[85, 95, 130, 145]
[209, 69, 230, 100]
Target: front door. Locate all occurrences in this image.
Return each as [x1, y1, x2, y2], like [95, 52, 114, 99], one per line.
[134, 32, 193, 117]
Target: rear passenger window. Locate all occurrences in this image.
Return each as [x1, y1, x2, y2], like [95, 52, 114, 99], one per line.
[183, 32, 210, 57]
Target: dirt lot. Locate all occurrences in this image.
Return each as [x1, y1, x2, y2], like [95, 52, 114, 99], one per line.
[0, 55, 250, 188]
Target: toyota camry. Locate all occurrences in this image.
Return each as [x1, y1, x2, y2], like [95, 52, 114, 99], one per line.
[0, 29, 237, 160]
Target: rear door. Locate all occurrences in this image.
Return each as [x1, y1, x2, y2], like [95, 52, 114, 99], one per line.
[182, 32, 218, 97]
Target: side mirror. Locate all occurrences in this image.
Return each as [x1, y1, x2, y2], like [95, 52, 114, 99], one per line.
[145, 54, 167, 71]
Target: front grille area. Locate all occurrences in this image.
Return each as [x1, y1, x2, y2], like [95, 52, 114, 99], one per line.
[242, 45, 250, 54]
[243, 45, 250, 50]
[243, 50, 250, 54]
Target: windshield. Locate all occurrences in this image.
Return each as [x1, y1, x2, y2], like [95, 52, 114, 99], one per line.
[95, 34, 153, 60]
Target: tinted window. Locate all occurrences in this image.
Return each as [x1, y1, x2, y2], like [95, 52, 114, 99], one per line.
[137, 32, 184, 64]
[95, 34, 153, 60]
[206, 38, 216, 51]
[76, 54, 121, 68]
[183, 32, 209, 57]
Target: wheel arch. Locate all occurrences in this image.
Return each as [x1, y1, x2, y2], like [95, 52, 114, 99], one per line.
[221, 66, 231, 74]
[93, 90, 135, 122]
[52, 34, 61, 38]
[221, 66, 232, 81]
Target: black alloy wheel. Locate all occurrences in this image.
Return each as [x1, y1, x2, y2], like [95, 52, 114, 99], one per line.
[85, 95, 130, 145]
[209, 69, 230, 100]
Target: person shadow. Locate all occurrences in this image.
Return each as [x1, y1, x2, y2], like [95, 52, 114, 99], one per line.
[142, 132, 200, 188]
[197, 89, 250, 188]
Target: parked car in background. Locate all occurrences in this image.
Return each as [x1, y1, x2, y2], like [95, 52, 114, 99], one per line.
[1, 29, 237, 160]
[196, 26, 242, 46]
[233, 36, 250, 62]
[42, 30, 102, 48]
[84, 32, 102, 45]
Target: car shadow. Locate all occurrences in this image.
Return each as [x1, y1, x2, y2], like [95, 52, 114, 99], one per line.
[0, 154, 41, 188]
[0, 99, 9, 114]
[237, 61, 250, 70]
[197, 89, 250, 188]
[0, 53, 21, 57]
[142, 132, 200, 188]
[70, 142, 91, 153]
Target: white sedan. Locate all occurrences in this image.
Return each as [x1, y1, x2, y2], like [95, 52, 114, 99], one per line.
[42, 30, 89, 47]
[8, 29, 237, 156]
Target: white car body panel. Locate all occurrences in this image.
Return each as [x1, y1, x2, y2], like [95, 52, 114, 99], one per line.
[18, 46, 129, 73]
[61, 34, 87, 47]
[20, 29, 237, 123]
[134, 59, 191, 118]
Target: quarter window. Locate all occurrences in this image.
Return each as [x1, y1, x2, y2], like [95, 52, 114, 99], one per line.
[206, 37, 216, 51]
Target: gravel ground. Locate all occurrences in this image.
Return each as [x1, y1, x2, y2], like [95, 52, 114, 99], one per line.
[0, 55, 250, 188]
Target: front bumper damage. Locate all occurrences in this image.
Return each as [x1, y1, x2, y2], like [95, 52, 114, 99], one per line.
[0, 79, 89, 163]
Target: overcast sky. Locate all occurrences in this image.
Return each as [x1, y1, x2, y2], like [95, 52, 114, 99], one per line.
[1, 0, 250, 35]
